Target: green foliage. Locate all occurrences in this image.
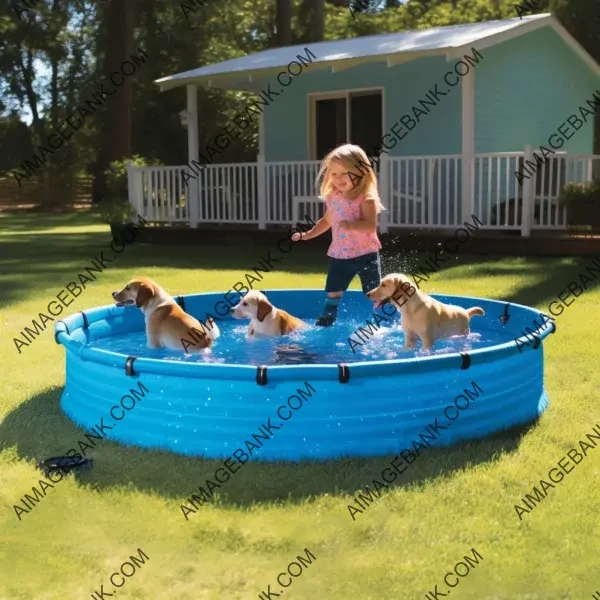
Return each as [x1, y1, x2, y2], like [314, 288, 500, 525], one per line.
[93, 155, 161, 223]
[92, 197, 136, 224]
[103, 154, 161, 200]
[550, 0, 599, 63]
[0, 0, 598, 181]
[0, 114, 34, 175]
[557, 181, 600, 206]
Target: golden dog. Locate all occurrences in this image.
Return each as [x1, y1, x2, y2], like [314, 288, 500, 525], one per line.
[231, 290, 308, 337]
[112, 276, 219, 352]
[367, 273, 484, 351]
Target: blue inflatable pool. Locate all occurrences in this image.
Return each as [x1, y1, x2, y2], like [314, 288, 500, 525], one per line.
[55, 289, 555, 460]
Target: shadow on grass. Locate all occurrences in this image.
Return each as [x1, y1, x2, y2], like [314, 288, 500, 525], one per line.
[395, 253, 597, 314]
[0, 214, 587, 512]
[2, 228, 591, 317]
[0, 386, 538, 512]
[0, 209, 97, 232]
[2, 212, 596, 316]
[0, 234, 327, 310]
[0, 211, 333, 310]
[466, 256, 597, 310]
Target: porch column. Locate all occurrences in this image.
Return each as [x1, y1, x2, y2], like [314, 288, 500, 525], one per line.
[186, 84, 200, 228]
[126, 161, 140, 215]
[461, 67, 475, 224]
[379, 154, 390, 233]
[521, 145, 534, 237]
[257, 109, 267, 229]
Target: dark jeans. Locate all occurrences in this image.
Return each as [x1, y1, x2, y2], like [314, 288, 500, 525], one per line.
[325, 252, 381, 294]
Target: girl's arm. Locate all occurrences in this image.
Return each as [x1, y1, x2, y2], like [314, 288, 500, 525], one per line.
[296, 208, 332, 241]
[341, 199, 377, 232]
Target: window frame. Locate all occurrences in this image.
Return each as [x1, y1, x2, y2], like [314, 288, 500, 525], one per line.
[307, 86, 386, 160]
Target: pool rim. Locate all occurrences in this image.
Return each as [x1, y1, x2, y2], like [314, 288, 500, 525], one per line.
[54, 289, 556, 381]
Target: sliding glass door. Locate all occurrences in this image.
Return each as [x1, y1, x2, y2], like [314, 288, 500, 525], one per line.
[311, 89, 383, 159]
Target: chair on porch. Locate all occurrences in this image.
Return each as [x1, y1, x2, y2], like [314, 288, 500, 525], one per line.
[388, 158, 438, 225]
[292, 195, 325, 226]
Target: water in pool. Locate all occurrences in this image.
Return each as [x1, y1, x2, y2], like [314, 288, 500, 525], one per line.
[91, 308, 513, 365]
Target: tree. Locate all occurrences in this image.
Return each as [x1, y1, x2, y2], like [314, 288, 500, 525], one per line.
[298, 0, 325, 43]
[92, 0, 136, 204]
[276, 0, 292, 45]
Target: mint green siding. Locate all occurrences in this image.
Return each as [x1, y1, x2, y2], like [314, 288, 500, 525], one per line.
[259, 25, 598, 225]
[263, 25, 598, 161]
[475, 26, 598, 154]
[473, 27, 598, 221]
[263, 54, 463, 161]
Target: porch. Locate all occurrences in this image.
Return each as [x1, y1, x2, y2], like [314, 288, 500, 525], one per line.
[127, 150, 599, 237]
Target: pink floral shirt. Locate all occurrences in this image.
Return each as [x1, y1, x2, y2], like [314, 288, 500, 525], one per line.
[326, 192, 382, 259]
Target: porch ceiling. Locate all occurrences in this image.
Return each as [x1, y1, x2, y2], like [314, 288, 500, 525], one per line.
[154, 13, 570, 93]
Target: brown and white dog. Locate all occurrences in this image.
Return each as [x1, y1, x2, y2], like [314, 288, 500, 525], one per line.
[231, 290, 308, 337]
[112, 276, 220, 352]
[367, 273, 484, 351]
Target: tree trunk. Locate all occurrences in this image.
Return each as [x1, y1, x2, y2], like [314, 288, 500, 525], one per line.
[299, 0, 324, 43]
[313, 0, 324, 42]
[92, 0, 135, 204]
[47, 0, 62, 209]
[276, 0, 292, 46]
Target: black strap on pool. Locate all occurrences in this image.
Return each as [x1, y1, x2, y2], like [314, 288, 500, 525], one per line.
[125, 356, 137, 376]
[176, 296, 186, 311]
[540, 313, 557, 334]
[81, 311, 89, 329]
[460, 353, 471, 370]
[338, 363, 350, 383]
[256, 366, 268, 386]
[499, 303, 510, 325]
[54, 321, 70, 344]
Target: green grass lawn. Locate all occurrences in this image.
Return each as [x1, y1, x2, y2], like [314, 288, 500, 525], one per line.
[1, 211, 599, 600]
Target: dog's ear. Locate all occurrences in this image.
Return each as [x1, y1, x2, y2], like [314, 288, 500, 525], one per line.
[391, 275, 406, 301]
[135, 282, 154, 307]
[257, 298, 273, 322]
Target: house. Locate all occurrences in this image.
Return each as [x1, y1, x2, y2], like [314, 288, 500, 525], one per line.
[128, 13, 600, 236]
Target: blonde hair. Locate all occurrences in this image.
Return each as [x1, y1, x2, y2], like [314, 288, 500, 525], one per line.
[317, 143, 386, 213]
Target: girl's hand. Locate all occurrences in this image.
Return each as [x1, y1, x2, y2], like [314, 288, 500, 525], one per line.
[291, 231, 305, 242]
[339, 220, 352, 231]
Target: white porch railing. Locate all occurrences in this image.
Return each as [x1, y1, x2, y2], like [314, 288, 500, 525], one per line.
[387, 154, 462, 228]
[127, 151, 600, 236]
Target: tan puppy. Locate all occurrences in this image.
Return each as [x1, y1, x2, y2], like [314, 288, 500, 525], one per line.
[231, 290, 308, 337]
[112, 276, 220, 352]
[367, 273, 484, 351]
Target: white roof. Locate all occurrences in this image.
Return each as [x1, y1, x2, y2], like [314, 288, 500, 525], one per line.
[156, 13, 600, 92]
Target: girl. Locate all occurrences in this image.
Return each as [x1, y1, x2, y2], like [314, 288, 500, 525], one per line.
[292, 143, 386, 326]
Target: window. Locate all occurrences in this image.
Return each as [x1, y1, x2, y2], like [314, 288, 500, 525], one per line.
[310, 89, 383, 159]
[316, 98, 346, 160]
